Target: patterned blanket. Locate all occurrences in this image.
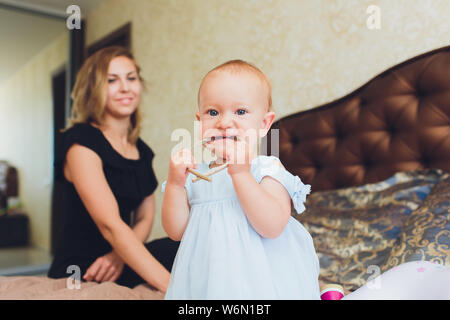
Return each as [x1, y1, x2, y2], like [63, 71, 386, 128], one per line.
[298, 169, 450, 291]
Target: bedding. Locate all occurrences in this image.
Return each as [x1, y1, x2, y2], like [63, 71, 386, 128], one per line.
[0, 276, 163, 300]
[271, 45, 450, 294]
[384, 174, 450, 269]
[298, 169, 449, 292]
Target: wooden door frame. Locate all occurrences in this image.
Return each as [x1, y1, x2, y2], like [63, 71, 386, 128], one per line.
[50, 65, 66, 254]
[86, 22, 131, 56]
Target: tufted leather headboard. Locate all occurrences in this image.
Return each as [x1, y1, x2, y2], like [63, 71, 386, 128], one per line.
[267, 46, 450, 192]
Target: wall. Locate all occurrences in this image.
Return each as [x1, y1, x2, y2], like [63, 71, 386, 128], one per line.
[0, 32, 68, 250]
[83, 0, 450, 241]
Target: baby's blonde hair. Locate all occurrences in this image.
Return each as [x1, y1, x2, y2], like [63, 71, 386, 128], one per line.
[198, 59, 273, 111]
[67, 46, 144, 144]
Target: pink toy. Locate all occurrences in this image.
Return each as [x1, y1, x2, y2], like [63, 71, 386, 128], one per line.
[320, 284, 344, 300]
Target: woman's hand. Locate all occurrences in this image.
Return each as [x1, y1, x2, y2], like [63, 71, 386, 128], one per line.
[83, 250, 125, 283]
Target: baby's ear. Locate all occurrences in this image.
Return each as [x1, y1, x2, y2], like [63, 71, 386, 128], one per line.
[259, 111, 276, 137]
[195, 112, 200, 121]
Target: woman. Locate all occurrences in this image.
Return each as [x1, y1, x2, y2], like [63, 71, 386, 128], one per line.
[48, 46, 179, 292]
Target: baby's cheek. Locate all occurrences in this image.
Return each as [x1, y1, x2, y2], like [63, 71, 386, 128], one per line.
[200, 125, 216, 139]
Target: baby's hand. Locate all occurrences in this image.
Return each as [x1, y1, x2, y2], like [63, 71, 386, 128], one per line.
[227, 137, 255, 176]
[208, 137, 255, 176]
[167, 148, 197, 187]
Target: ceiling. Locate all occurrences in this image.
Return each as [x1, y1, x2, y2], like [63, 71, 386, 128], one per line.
[0, 0, 104, 85]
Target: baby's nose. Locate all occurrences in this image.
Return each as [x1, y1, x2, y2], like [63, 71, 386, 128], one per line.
[217, 114, 234, 128]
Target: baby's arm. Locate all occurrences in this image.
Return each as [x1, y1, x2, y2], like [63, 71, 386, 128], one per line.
[231, 162, 292, 238]
[161, 149, 194, 241]
[162, 183, 189, 241]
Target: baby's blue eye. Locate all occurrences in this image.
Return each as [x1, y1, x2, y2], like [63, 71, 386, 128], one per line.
[208, 109, 219, 116]
[236, 109, 247, 115]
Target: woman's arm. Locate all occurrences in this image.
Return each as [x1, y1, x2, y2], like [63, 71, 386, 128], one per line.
[65, 144, 170, 292]
[82, 194, 155, 284]
[132, 194, 156, 242]
[231, 170, 292, 239]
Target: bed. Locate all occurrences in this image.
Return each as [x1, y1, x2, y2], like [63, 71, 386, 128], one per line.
[1, 45, 449, 299]
[267, 45, 450, 292]
[0, 276, 163, 299]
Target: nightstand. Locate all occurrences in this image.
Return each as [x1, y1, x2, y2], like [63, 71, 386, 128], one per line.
[0, 211, 29, 247]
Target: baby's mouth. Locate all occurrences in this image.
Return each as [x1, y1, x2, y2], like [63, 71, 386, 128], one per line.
[203, 136, 239, 144]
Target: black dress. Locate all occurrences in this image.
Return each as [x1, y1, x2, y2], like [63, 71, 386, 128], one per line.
[47, 123, 179, 288]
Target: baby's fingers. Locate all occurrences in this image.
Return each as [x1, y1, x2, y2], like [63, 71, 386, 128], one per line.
[172, 148, 195, 167]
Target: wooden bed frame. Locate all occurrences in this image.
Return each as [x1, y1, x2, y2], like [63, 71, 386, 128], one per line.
[267, 45, 450, 192]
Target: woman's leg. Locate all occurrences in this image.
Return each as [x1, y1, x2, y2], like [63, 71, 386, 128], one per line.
[116, 237, 180, 288]
[343, 261, 450, 300]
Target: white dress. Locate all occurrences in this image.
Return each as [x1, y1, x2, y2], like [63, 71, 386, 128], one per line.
[163, 155, 321, 299]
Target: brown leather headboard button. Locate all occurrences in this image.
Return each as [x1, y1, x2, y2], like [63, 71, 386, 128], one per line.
[268, 46, 450, 192]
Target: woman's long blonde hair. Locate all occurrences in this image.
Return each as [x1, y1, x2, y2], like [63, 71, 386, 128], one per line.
[68, 46, 144, 144]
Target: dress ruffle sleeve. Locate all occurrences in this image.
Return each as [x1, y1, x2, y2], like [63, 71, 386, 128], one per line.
[252, 156, 311, 214]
